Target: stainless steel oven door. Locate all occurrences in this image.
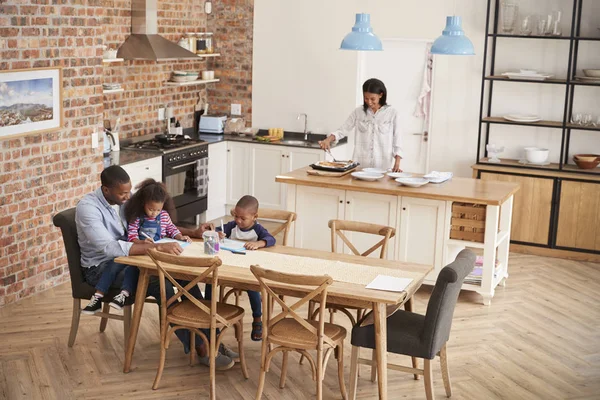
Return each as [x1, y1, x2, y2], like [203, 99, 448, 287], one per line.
[164, 158, 208, 208]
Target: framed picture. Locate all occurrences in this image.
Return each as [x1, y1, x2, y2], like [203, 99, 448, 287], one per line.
[0, 67, 63, 140]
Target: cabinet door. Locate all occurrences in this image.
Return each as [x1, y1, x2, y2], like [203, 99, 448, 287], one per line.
[287, 147, 324, 173]
[120, 156, 162, 193]
[249, 144, 287, 209]
[206, 141, 227, 221]
[480, 172, 553, 245]
[226, 142, 250, 205]
[556, 180, 600, 251]
[294, 186, 345, 251]
[398, 197, 445, 271]
[343, 191, 398, 260]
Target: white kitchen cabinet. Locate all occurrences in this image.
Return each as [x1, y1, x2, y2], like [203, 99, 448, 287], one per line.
[398, 197, 446, 278]
[294, 186, 345, 251]
[226, 141, 251, 205]
[250, 145, 287, 209]
[206, 141, 227, 221]
[286, 147, 324, 173]
[120, 156, 162, 193]
[343, 190, 398, 259]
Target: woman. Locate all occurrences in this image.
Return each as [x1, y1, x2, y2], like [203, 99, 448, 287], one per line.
[319, 78, 403, 172]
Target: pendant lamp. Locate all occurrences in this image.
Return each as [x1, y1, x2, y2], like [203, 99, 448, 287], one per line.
[340, 13, 383, 51]
[431, 16, 475, 55]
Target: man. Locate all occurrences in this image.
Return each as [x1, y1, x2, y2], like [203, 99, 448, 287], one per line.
[75, 165, 237, 370]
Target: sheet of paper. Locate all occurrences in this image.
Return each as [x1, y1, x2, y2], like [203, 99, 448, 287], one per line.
[365, 275, 413, 292]
[155, 238, 191, 248]
[221, 238, 246, 252]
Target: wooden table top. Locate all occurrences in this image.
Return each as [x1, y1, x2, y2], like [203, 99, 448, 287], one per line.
[276, 166, 520, 205]
[115, 245, 432, 309]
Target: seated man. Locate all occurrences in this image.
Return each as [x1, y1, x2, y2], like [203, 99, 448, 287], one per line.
[75, 165, 237, 370]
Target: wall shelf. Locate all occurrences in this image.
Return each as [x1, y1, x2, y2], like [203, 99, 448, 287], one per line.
[485, 76, 567, 85]
[103, 88, 124, 94]
[102, 58, 125, 63]
[197, 53, 220, 58]
[487, 33, 572, 40]
[481, 117, 563, 129]
[163, 78, 220, 87]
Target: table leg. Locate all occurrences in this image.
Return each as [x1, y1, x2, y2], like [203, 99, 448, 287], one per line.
[373, 302, 387, 400]
[123, 268, 149, 373]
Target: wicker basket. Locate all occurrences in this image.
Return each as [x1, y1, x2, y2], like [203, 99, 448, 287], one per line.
[450, 202, 487, 243]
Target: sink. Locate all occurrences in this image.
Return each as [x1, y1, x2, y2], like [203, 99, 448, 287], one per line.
[281, 139, 311, 146]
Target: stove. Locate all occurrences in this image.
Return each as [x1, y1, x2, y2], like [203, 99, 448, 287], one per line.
[124, 136, 205, 153]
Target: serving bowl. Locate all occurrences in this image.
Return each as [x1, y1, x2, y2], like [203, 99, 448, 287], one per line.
[351, 171, 384, 181]
[573, 154, 600, 169]
[524, 147, 549, 164]
[395, 177, 429, 188]
[583, 69, 600, 78]
[387, 172, 413, 179]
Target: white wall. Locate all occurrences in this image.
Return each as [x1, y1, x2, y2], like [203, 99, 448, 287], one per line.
[252, 0, 599, 177]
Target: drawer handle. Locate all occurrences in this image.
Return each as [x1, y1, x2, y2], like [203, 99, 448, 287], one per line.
[145, 167, 149, 170]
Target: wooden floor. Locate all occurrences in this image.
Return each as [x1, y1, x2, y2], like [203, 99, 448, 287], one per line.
[1, 252, 599, 399]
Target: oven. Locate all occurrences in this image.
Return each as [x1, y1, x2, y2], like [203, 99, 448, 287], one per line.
[163, 144, 209, 223]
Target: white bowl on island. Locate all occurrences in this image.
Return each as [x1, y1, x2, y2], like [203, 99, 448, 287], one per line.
[351, 171, 384, 181]
[362, 167, 388, 174]
[395, 177, 429, 188]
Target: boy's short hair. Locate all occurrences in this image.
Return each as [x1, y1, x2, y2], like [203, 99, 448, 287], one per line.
[236, 195, 259, 213]
[101, 165, 130, 188]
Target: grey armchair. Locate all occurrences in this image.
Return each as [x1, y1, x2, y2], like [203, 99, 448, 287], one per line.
[348, 249, 476, 400]
[53, 208, 134, 348]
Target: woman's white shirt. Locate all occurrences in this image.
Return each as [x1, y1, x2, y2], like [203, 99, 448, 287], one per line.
[329, 105, 403, 170]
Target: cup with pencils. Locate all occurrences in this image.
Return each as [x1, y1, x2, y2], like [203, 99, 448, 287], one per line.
[202, 231, 220, 255]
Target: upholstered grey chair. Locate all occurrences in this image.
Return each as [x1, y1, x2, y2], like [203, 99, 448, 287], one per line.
[53, 208, 134, 349]
[348, 249, 476, 400]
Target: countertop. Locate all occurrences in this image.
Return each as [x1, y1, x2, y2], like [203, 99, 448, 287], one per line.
[276, 166, 521, 206]
[199, 130, 347, 150]
[103, 150, 161, 168]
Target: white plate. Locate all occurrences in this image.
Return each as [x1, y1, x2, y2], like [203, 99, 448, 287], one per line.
[387, 172, 413, 179]
[503, 115, 542, 123]
[351, 171, 384, 181]
[501, 72, 553, 81]
[575, 76, 600, 82]
[362, 167, 387, 174]
[395, 177, 429, 188]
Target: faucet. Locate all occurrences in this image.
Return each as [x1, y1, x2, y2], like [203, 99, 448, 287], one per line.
[297, 113, 309, 140]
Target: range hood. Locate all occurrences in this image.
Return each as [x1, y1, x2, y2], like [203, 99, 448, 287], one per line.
[117, 0, 199, 61]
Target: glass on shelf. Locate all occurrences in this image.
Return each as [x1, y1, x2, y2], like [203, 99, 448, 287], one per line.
[501, 3, 519, 34]
[486, 144, 505, 163]
[519, 15, 533, 36]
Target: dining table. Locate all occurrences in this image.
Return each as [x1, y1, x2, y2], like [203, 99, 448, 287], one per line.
[115, 243, 432, 400]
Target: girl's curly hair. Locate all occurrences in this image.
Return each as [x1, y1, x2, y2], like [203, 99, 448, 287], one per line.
[124, 178, 178, 224]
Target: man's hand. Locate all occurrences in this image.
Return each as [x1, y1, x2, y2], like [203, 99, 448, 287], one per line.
[133, 238, 154, 244]
[179, 223, 215, 239]
[244, 240, 265, 250]
[156, 242, 183, 255]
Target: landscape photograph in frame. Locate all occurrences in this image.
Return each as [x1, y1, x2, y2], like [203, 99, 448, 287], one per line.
[0, 67, 63, 139]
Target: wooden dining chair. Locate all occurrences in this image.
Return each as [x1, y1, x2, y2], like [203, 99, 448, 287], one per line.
[220, 208, 297, 306]
[348, 250, 476, 400]
[250, 265, 347, 400]
[147, 249, 248, 399]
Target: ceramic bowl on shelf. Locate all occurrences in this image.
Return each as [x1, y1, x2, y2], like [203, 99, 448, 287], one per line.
[583, 69, 600, 78]
[524, 147, 549, 164]
[573, 154, 600, 169]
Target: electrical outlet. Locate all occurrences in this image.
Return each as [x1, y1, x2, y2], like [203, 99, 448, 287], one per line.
[158, 107, 165, 121]
[231, 103, 241, 116]
[91, 129, 99, 149]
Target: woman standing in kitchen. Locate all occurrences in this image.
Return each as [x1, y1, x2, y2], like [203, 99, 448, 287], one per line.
[319, 78, 403, 172]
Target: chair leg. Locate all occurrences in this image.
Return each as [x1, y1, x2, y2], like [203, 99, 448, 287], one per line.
[412, 356, 420, 380]
[68, 298, 81, 347]
[235, 290, 241, 306]
[370, 349, 377, 382]
[300, 301, 316, 366]
[99, 302, 110, 332]
[256, 335, 269, 400]
[329, 308, 336, 324]
[349, 346, 359, 400]
[316, 347, 323, 400]
[279, 351, 289, 388]
[440, 344, 452, 398]
[336, 345, 347, 400]
[424, 358, 434, 400]
[190, 330, 196, 366]
[237, 321, 249, 379]
[123, 305, 131, 351]
[152, 328, 168, 390]
[209, 331, 216, 400]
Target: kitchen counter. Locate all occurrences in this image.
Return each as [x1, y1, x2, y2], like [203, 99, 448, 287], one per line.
[199, 130, 347, 149]
[103, 149, 160, 168]
[276, 166, 519, 206]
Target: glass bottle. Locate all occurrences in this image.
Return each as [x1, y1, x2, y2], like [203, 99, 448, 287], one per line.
[205, 32, 214, 54]
[186, 32, 196, 53]
[196, 33, 207, 54]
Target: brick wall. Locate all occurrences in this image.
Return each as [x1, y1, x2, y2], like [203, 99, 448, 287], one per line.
[0, 1, 105, 306]
[207, 0, 254, 125]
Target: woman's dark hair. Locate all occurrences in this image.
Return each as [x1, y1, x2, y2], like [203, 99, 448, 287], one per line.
[124, 178, 178, 223]
[362, 78, 387, 112]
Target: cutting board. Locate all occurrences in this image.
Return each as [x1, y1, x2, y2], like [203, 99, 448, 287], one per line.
[306, 167, 357, 177]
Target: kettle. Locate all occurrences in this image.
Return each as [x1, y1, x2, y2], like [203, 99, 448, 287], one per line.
[102, 117, 121, 155]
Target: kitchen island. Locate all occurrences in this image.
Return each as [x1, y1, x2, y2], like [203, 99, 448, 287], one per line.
[276, 167, 520, 305]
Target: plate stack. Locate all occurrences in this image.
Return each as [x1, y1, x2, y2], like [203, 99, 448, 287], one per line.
[575, 69, 600, 82]
[170, 71, 199, 82]
[503, 114, 541, 123]
[501, 70, 553, 81]
[102, 83, 122, 91]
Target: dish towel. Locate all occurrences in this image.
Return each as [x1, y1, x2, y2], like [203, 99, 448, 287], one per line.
[423, 171, 453, 183]
[413, 43, 433, 128]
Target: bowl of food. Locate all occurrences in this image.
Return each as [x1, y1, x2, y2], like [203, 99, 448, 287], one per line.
[583, 69, 600, 78]
[524, 147, 549, 164]
[573, 154, 600, 169]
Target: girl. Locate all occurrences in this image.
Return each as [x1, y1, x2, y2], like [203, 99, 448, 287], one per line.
[125, 179, 192, 244]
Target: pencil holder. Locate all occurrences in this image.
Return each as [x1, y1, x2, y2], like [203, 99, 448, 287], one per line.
[202, 231, 220, 255]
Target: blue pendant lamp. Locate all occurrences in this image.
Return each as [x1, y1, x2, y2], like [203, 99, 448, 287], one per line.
[431, 16, 475, 55]
[340, 13, 383, 51]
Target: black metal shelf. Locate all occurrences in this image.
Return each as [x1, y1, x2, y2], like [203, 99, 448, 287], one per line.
[571, 79, 600, 86]
[482, 117, 564, 129]
[566, 124, 600, 132]
[484, 76, 567, 85]
[487, 33, 572, 40]
[574, 36, 600, 41]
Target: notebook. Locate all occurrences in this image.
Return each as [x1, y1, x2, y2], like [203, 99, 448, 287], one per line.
[155, 238, 191, 248]
[221, 238, 247, 253]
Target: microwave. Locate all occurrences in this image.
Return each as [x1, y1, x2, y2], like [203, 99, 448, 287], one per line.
[199, 115, 228, 134]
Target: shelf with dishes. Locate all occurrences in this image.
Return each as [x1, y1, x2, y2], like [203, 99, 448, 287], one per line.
[164, 79, 220, 87]
[487, 33, 572, 40]
[485, 75, 566, 85]
[103, 88, 125, 94]
[102, 58, 125, 63]
[478, 157, 600, 174]
[196, 53, 220, 58]
[481, 116, 562, 129]
[102, 83, 124, 94]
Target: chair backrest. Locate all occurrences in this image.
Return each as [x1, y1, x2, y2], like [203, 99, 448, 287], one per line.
[229, 208, 297, 246]
[421, 249, 476, 358]
[52, 207, 91, 299]
[147, 249, 228, 327]
[328, 219, 395, 259]
[250, 265, 335, 348]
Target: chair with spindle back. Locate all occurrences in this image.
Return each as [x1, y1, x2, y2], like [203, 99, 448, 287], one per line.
[147, 249, 248, 399]
[250, 264, 347, 400]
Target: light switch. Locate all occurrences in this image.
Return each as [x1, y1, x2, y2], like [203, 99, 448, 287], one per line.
[91, 130, 99, 149]
[231, 103, 241, 115]
[158, 107, 165, 121]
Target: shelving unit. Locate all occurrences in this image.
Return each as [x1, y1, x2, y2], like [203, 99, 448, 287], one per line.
[163, 78, 220, 87]
[473, 0, 600, 261]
